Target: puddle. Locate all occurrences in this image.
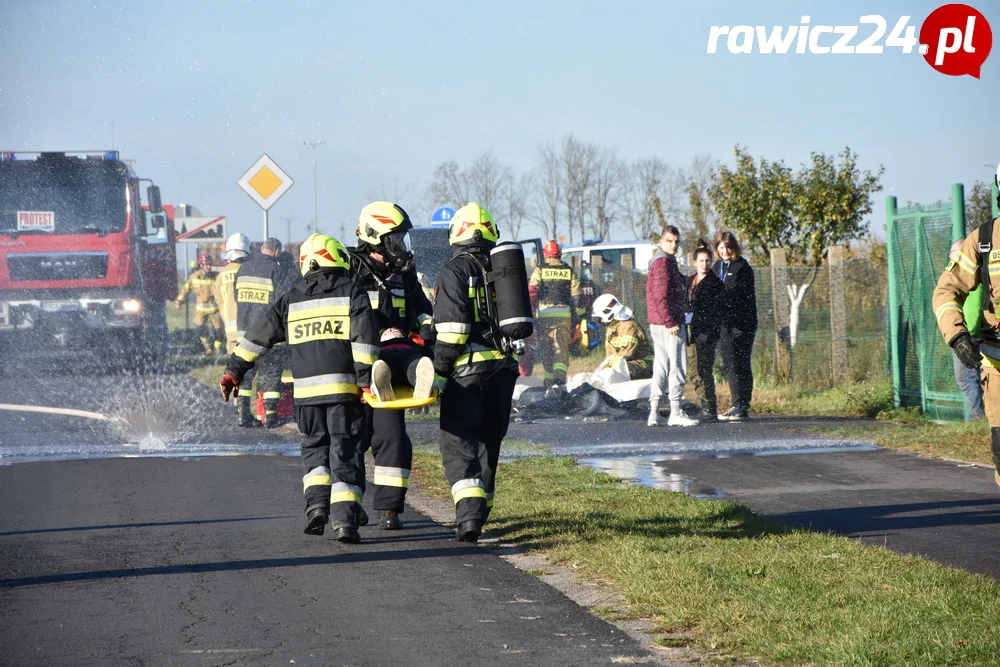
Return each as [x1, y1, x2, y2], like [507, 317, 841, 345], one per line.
[575, 444, 880, 498]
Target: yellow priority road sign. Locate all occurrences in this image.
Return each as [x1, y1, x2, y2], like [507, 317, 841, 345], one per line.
[237, 154, 294, 211]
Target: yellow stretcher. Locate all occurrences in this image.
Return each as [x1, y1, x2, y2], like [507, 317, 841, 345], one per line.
[363, 387, 439, 410]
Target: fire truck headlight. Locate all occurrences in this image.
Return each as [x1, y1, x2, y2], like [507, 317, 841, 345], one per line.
[121, 299, 142, 313]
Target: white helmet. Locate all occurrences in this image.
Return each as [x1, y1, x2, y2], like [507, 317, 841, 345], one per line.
[224, 233, 250, 261]
[592, 293, 632, 324]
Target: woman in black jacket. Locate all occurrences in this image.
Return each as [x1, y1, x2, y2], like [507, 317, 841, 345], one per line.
[712, 231, 758, 421]
[687, 241, 725, 418]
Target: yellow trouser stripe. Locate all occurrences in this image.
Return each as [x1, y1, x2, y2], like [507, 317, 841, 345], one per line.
[454, 486, 487, 503]
[303, 467, 332, 491]
[454, 350, 504, 366]
[331, 490, 363, 504]
[373, 473, 410, 488]
[262, 391, 281, 399]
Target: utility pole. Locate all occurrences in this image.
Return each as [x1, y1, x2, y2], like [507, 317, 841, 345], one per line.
[281, 216, 297, 246]
[303, 140, 324, 234]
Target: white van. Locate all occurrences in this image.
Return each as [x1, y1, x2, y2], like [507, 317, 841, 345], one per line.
[561, 240, 658, 274]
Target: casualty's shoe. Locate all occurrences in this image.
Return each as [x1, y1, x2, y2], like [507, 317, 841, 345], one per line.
[456, 519, 483, 543]
[379, 510, 402, 530]
[358, 506, 369, 526]
[371, 360, 396, 402]
[333, 524, 361, 544]
[304, 506, 329, 536]
[668, 413, 700, 427]
[647, 413, 668, 427]
[412, 357, 435, 400]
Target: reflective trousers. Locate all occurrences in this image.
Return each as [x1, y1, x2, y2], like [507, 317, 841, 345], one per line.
[192, 310, 224, 353]
[534, 315, 571, 386]
[978, 367, 1000, 472]
[298, 402, 366, 527]
[439, 368, 518, 526]
[238, 346, 287, 422]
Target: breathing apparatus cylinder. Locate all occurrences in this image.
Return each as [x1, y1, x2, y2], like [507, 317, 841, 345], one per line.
[488, 242, 534, 342]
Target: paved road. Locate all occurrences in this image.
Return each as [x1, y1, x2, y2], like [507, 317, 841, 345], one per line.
[0, 367, 653, 665]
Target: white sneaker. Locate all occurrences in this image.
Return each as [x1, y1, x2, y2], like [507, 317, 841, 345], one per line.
[668, 413, 700, 427]
[412, 357, 435, 400]
[647, 413, 668, 427]
[371, 359, 395, 402]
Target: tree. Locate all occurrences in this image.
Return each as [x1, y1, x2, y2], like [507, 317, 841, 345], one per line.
[562, 134, 597, 244]
[684, 154, 721, 244]
[503, 171, 535, 240]
[620, 157, 669, 241]
[709, 145, 884, 348]
[590, 146, 623, 241]
[967, 180, 995, 231]
[535, 141, 563, 242]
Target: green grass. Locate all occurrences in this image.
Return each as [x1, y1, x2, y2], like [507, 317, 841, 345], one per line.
[749, 380, 895, 418]
[813, 417, 993, 467]
[410, 451, 1000, 665]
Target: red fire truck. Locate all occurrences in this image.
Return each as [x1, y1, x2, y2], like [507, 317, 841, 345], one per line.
[0, 150, 178, 368]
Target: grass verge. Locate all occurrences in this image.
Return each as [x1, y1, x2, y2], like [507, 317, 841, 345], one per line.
[409, 450, 1000, 665]
[812, 418, 992, 467]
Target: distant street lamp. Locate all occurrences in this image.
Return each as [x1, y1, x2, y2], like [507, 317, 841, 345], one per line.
[303, 140, 325, 233]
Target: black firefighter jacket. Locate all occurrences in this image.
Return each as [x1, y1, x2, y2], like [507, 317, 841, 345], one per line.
[349, 252, 435, 343]
[234, 253, 297, 340]
[226, 269, 380, 405]
[433, 248, 519, 379]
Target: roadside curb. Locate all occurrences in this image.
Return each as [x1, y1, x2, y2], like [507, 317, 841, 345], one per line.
[404, 485, 714, 666]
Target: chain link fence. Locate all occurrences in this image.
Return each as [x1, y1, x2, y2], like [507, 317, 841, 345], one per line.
[580, 255, 887, 390]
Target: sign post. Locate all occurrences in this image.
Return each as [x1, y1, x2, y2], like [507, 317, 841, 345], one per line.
[430, 206, 455, 228]
[237, 154, 294, 239]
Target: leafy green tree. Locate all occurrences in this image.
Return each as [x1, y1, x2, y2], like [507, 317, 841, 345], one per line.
[708, 145, 884, 348]
[966, 181, 995, 231]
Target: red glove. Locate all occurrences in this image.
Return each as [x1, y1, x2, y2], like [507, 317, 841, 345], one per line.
[220, 373, 240, 402]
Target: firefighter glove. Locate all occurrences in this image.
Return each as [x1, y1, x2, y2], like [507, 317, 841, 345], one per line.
[950, 332, 982, 370]
[220, 373, 240, 402]
[361, 387, 374, 404]
[433, 374, 448, 394]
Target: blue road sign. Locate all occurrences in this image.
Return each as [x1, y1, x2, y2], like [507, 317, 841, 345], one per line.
[431, 207, 455, 227]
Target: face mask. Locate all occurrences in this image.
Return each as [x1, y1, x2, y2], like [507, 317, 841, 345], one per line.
[382, 231, 414, 273]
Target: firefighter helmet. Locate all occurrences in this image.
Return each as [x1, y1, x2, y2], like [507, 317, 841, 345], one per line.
[357, 202, 413, 246]
[198, 253, 213, 268]
[299, 233, 350, 276]
[543, 241, 561, 259]
[592, 293, 632, 324]
[224, 233, 250, 261]
[448, 202, 500, 247]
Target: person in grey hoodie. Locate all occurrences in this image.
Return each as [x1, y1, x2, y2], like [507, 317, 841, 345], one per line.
[645, 227, 699, 427]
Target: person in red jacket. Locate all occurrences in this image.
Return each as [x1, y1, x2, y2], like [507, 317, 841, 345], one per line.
[645, 226, 699, 427]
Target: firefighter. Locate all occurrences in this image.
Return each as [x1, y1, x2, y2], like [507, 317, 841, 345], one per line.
[175, 253, 224, 356]
[528, 241, 582, 386]
[934, 163, 1000, 486]
[215, 233, 250, 354]
[432, 202, 520, 543]
[350, 201, 436, 530]
[591, 293, 654, 380]
[233, 241, 291, 428]
[221, 234, 379, 543]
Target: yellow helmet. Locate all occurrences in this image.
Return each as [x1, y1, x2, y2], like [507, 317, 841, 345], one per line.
[449, 202, 500, 247]
[299, 233, 350, 276]
[357, 201, 413, 246]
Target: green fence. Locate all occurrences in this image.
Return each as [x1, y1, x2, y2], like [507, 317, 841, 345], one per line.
[886, 182, 1000, 422]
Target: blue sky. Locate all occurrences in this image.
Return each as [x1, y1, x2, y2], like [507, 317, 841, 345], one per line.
[1, 0, 997, 245]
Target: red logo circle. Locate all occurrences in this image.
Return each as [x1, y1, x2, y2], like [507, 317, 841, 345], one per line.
[920, 4, 993, 78]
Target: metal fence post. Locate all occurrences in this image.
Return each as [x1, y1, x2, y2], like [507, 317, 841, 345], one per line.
[770, 247, 791, 382]
[952, 183, 966, 242]
[828, 245, 848, 382]
[886, 196, 901, 407]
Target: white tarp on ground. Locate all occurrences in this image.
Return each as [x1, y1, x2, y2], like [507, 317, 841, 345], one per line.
[566, 356, 651, 403]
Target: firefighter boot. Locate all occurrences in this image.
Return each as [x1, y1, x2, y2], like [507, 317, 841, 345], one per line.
[262, 398, 281, 428]
[304, 504, 329, 536]
[333, 523, 361, 544]
[379, 510, 402, 530]
[992, 427, 1000, 488]
[456, 519, 483, 543]
[237, 395, 260, 428]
